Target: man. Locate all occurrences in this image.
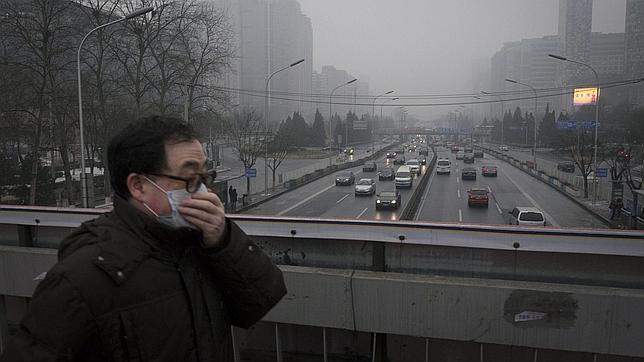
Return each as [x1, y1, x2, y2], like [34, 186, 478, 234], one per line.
[1, 116, 286, 361]
[228, 185, 235, 211]
[231, 187, 238, 210]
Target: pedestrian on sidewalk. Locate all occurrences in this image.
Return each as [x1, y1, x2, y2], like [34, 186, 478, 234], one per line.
[609, 197, 623, 220]
[228, 185, 235, 211]
[231, 187, 238, 211]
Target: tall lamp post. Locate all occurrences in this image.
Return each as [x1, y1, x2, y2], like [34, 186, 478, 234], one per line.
[263, 58, 305, 196]
[506, 78, 538, 169]
[328, 78, 357, 147]
[380, 97, 399, 120]
[548, 53, 600, 204]
[370, 91, 393, 152]
[77, 6, 153, 208]
[481, 90, 505, 145]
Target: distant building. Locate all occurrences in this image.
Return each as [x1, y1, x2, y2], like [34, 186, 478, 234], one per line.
[214, 0, 313, 125]
[490, 36, 561, 119]
[625, 0, 644, 107]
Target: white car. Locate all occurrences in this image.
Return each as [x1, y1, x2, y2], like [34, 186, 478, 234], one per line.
[508, 207, 547, 226]
[436, 159, 451, 174]
[354, 178, 376, 196]
[405, 159, 421, 175]
[395, 165, 413, 188]
[456, 151, 465, 160]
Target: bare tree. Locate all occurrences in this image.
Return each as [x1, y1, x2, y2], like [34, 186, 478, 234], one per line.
[176, 2, 234, 122]
[0, 0, 76, 205]
[265, 133, 289, 190]
[223, 110, 267, 195]
[562, 130, 595, 199]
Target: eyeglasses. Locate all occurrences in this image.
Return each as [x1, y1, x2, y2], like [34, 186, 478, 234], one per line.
[148, 171, 215, 193]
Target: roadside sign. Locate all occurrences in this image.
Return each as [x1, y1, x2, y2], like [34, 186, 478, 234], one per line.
[556, 120, 601, 130]
[245, 168, 257, 178]
[595, 168, 608, 177]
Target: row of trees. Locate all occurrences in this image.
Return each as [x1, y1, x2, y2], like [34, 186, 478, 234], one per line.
[486, 103, 644, 200]
[0, 0, 235, 205]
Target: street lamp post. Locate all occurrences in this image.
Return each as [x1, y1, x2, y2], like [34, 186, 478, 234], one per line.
[506, 78, 538, 169]
[328, 78, 357, 148]
[77, 6, 153, 208]
[263, 58, 305, 196]
[482, 90, 505, 146]
[549, 53, 600, 204]
[380, 97, 399, 120]
[371, 91, 393, 152]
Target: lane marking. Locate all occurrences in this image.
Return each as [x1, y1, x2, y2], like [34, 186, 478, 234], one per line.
[457, 189, 461, 198]
[458, 209, 463, 222]
[456, 176, 460, 184]
[356, 207, 368, 219]
[487, 185, 503, 214]
[502, 168, 561, 228]
[336, 194, 349, 204]
[277, 183, 335, 216]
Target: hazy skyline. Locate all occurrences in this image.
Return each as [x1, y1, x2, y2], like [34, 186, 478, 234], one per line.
[297, 1, 627, 119]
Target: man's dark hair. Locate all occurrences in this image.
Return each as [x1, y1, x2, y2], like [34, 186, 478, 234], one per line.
[107, 115, 199, 199]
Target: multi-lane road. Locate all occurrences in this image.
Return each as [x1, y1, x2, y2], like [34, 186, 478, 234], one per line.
[244, 145, 608, 229]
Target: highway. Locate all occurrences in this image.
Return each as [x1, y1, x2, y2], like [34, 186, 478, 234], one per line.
[245, 143, 607, 229]
[416, 146, 608, 229]
[246, 149, 431, 221]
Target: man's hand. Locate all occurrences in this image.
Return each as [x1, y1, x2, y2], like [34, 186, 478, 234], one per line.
[178, 191, 227, 248]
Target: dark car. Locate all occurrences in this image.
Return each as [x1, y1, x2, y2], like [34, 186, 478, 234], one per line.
[386, 151, 397, 159]
[467, 188, 489, 207]
[419, 148, 429, 156]
[451, 146, 459, 153]
[419, 157, 427, 165]
[464, 146, 473, 153]
[461, 167, 477, 180]
[393, 154, 406, 165]
[557, 161, 575, 173]
[335, 171, 355, 186]
[482, 165, 498, 177]
[379, 167, 395, 181]
[376, 190, 402, 210]
[474, 151, 484, 158]
[463, 153, 475, 163]
[363, 161, 377, 172]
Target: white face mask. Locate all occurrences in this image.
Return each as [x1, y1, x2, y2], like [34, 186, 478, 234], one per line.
[142, 176, 207, 230]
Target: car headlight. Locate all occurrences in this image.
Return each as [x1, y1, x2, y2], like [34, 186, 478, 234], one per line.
[391, 200, 396, 204]
[376, 200, 381, 203]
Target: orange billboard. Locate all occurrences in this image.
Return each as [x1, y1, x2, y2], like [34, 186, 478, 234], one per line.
[573, 87, 600, 106]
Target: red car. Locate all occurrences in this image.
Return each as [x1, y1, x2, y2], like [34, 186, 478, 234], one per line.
[482, 165, 497, 177]
[467, 188, 489, 207]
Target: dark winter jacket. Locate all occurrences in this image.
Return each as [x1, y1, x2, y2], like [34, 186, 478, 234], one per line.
[1, 196, 286, 361]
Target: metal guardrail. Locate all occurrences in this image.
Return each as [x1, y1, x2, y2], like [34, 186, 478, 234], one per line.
[2, 209, 644, 358]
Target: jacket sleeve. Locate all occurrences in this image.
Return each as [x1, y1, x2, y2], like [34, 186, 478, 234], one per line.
[0, 271, 96, 362]
[199, 220, 286, 329]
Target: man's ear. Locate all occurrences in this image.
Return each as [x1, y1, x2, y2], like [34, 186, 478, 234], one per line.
[126, 173, 146, 202]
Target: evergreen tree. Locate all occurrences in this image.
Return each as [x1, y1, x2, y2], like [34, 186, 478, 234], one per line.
[311, 109, 326, 146]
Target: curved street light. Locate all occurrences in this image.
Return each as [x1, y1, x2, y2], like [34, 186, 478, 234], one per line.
[263, 58, 305, 196]
[548, 53, 600, 204]
[77, 6, 154, 208]
[328, 78, 357, 147]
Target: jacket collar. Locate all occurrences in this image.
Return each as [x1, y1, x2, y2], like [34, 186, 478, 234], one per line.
[92, 195, 201, 285]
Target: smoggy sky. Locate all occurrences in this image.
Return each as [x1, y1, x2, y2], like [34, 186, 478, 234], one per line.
[297, 0, 627, 119]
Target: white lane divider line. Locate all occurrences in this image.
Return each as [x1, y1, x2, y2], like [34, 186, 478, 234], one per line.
[457, 189, 461, 198]
[487, 185, 503, 214]
[336, 194, 350, 204]
[502, 169, 561, 228]
[458, 209, 463, 223]
[277, 183, 335, 216]
[356, 207, 368, 219]
[456, 176, 460, 184]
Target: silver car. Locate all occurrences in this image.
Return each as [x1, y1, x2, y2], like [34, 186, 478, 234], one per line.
[354, 178, 376, 196]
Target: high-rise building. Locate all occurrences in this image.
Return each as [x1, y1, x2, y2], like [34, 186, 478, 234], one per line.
[558, 0, 593, 112]
[214, 0, 313, 125]
[590, 32, 625, 75]
[625, 0, 644, 106]
[490, 36, 561, 120]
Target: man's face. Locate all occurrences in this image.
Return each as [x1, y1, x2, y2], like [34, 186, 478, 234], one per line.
[141, 139, 208, 216]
